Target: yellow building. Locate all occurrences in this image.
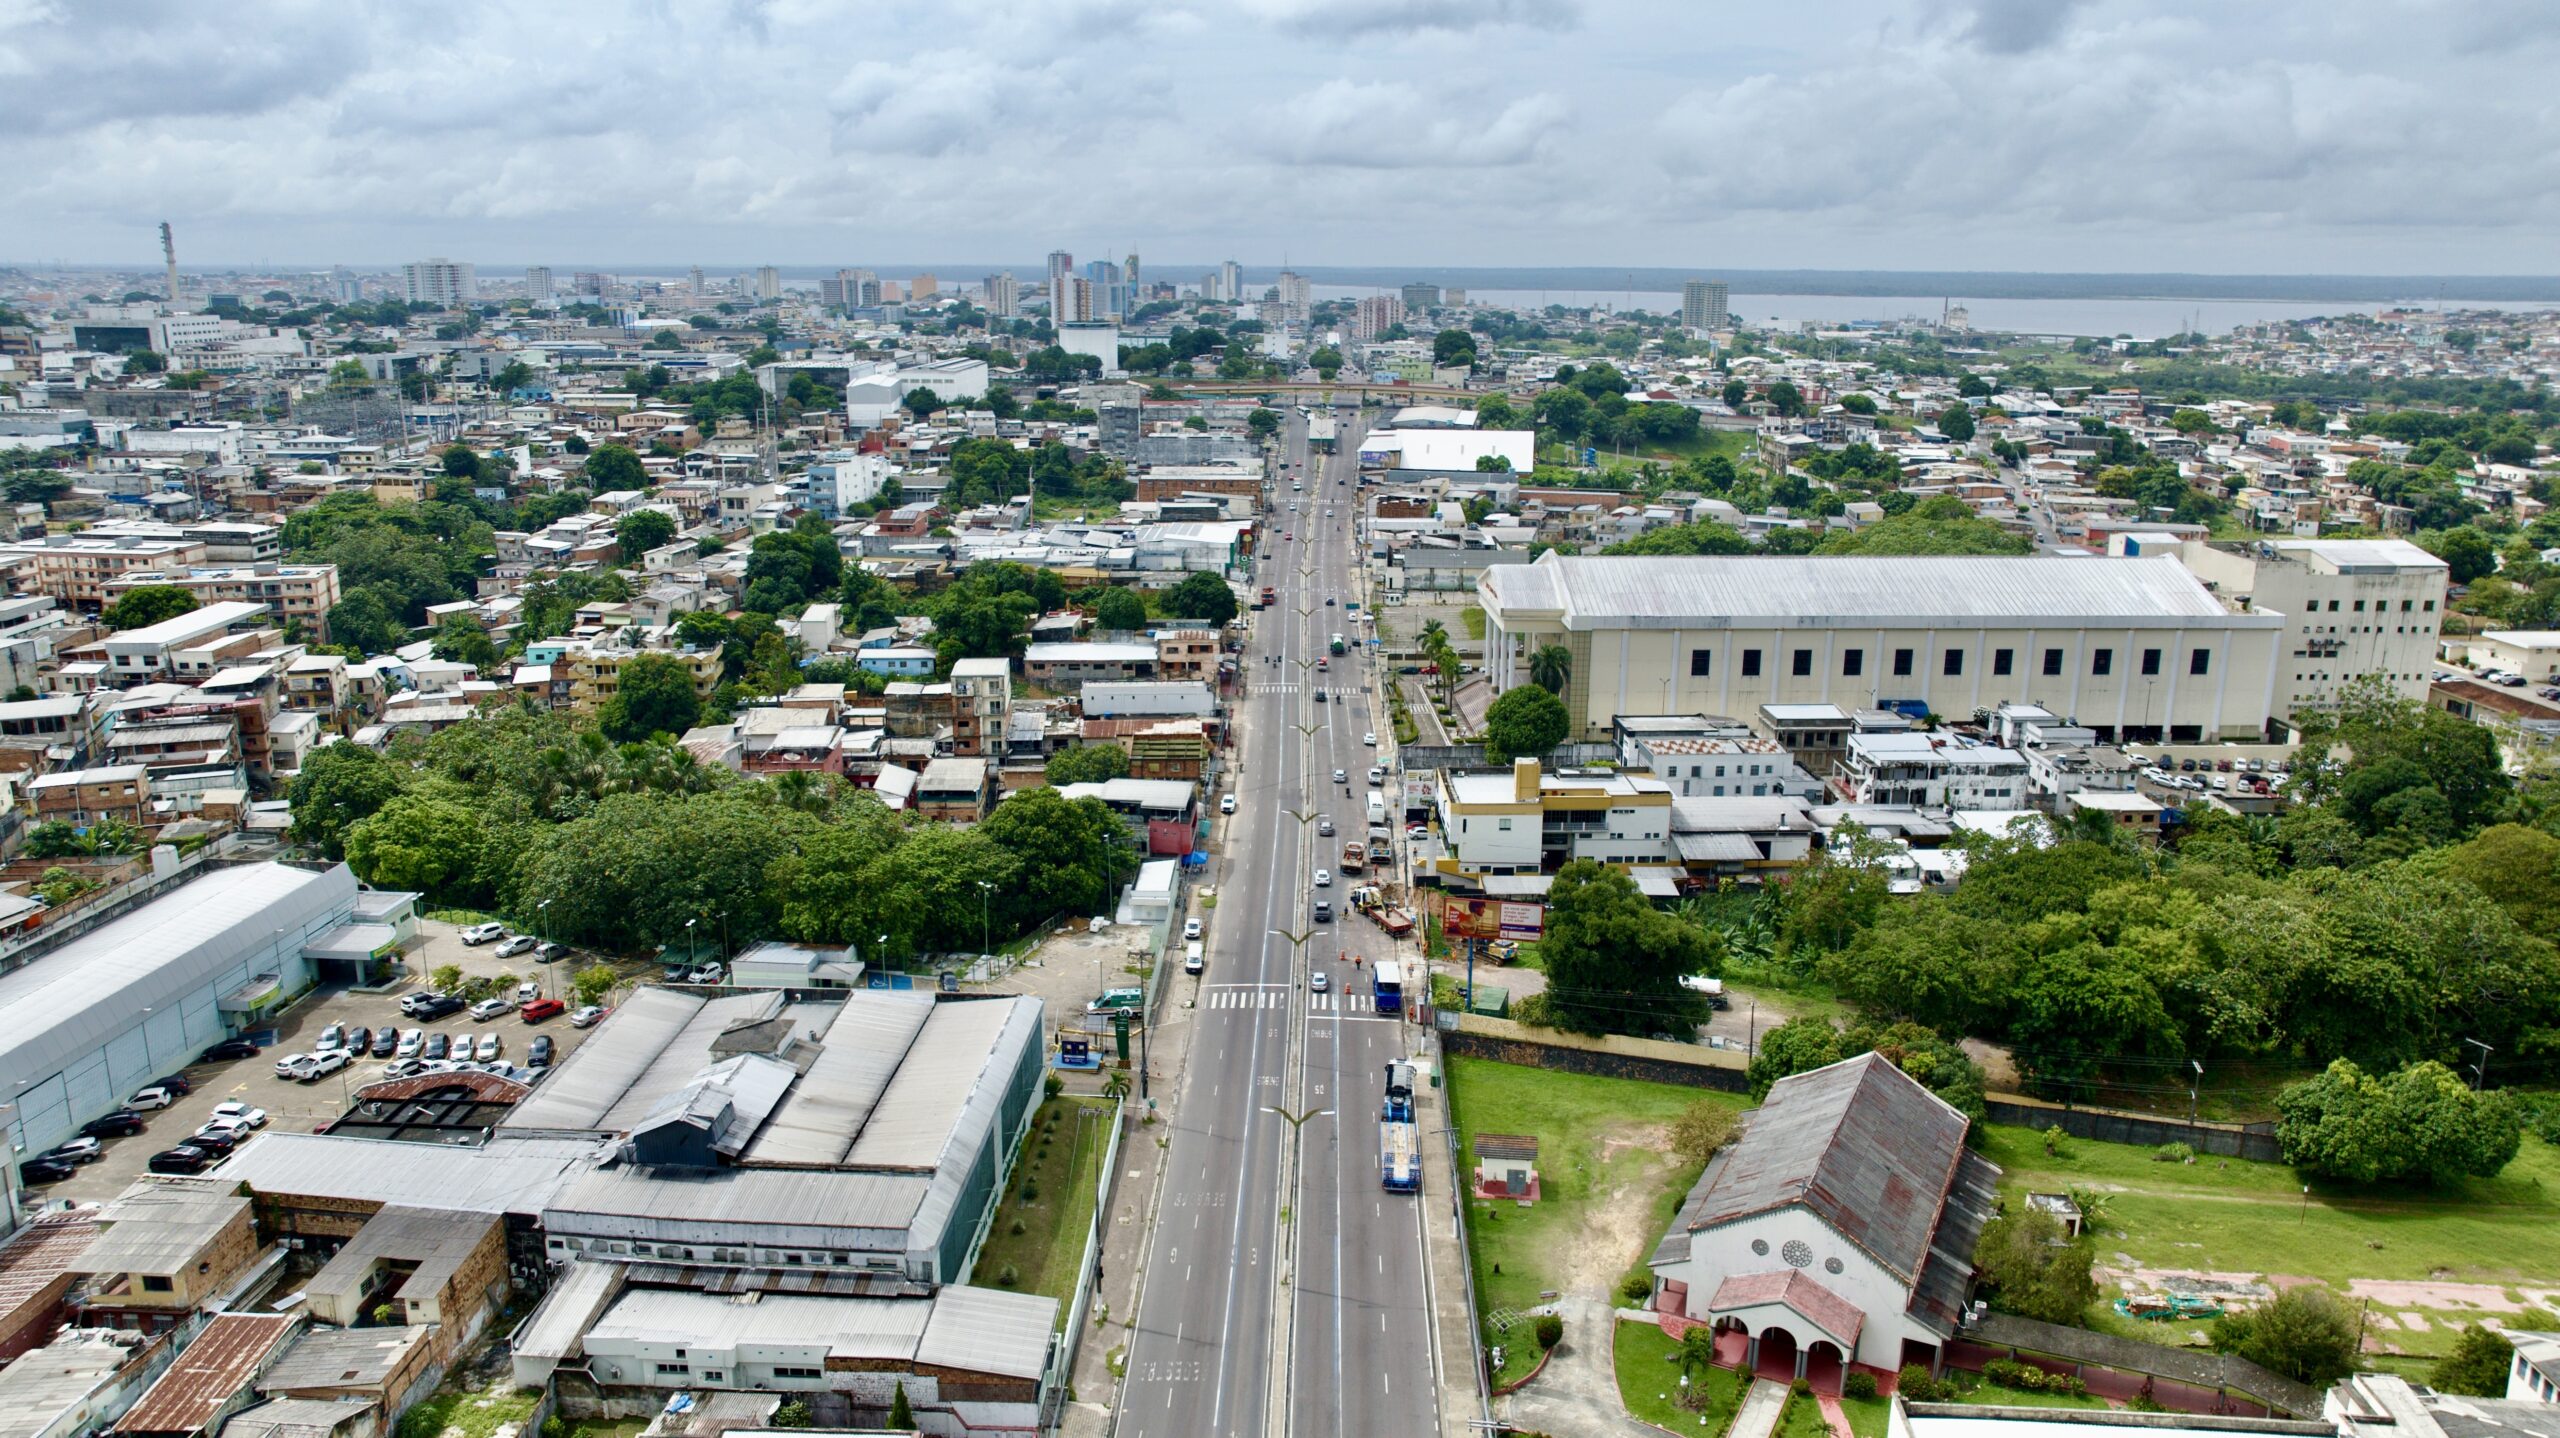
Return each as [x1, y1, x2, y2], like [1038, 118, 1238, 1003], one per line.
[555, 646, 722, 713]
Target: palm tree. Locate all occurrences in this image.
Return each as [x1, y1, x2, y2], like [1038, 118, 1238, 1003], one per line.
[1100, 1068, 1131, 1101]
[1528, 644, 1572, 695]
[1419, 618, 1448, 650]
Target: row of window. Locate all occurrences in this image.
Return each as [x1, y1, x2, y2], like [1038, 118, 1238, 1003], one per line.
[2314, 597, 2434, 613]
[1691, 645, 2215, 680]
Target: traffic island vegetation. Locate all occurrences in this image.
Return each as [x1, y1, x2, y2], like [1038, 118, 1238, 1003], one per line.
[1447, 1057, 1746, 1390]
[969, 1096, 1114, 1326]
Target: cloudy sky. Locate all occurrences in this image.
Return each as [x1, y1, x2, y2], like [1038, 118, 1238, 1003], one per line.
[5, 0, 2556, 275]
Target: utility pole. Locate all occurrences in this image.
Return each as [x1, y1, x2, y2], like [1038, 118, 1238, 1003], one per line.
[2464, 1038, 2494, 1092]
[2187, 1058, 2203, 1136]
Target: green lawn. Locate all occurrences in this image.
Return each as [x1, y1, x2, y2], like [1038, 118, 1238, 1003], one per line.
[1944, 1371, 2112, 1411]
[969, 1097, 1115, 1325]
[1779, 1393, 1836, 1438]
[1459, 605, 1486, 640]
[1979, 1123, 2560, 1287]
[1840, 1393, 1892, 1438]
[1631, 428, 1754, 466]
[1616, 1319, 1745, 1433]
[1447, 1058, 1741, 1388]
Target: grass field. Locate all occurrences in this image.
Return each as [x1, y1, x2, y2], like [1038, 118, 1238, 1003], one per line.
[968, 1096, 1115, 1325]
[1459, 604, 1486, 639]
[1944, 1370, 2113, 1410]
[1979, 1122, 2560, 1288]
[1447, 1057, 1741, 1387]
[1779, 1392, 1836, 1438]
[1840, 1392, 1893, 1438]
[395, 1377, 538, 1438]
[1616, 1320, 1746, 1433]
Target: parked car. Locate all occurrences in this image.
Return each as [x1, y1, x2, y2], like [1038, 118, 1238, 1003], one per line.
[520, 998, 566, 1023]
[208, 1101, 266, 1129]
[184, 1127, 240, 1156]
[298, 1050, 351, 1080]
[468, 998, 515, 1022]
[413, 995, 467, 1021]
[148, 1146, 215, 1175]
[569, 1006, 606, 1029]
[274, 1052, 318, 1078]
[686, 964, 725, 985]
[154, 1073, 194, 1097]
[400, 991, 447, 1017]
[19, 1157, 76, 1185]
[1362, 732, 1376, 746]
[81, 1110, 146, 1139]
[1366, 767, 1384, 785]
[369, 1028, 399, 1058]
[474, 1033, 504, 1061]
[315, 1023, 346, 1052]
[1220, 794, 1237, 815]
[535, 942, 569, 964]
[128, 1086, 177, 1112]
[41, 1137, 103, 1166]
[200, 1037, 259, 1062]
[516, 981, 542, 1004]
[528, 1035, 556, 1068]
[423, 1033, 451, 1060]
[495, 934, 538, 958]
[396, 1029, 425, 1058]
[1182, 918, 1203, 942]
[342, 1026, 373, 1056]
[460, 922, 506, 946]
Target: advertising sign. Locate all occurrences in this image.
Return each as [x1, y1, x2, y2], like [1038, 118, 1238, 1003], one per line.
[1440, 895, 1545, 943]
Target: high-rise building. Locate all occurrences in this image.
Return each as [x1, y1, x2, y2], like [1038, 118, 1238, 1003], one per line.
[1124, 253, 1141, 297]
[754, 266, 782, 302]
[983, 273, 1019, 318]
[910, 273, 938, 301]
[1219, 260, 1242, 303]
[399, 258, 475, 307]
[524, 266, 554, 305]
[821, 269, 879, 309]
[328, 266, 360, 303]
[573, 272, 610, 299]
[1065, 276, 1095, 323]
[1084, 259, 1126, 319]
[1274, 270, 1312, 322]
[1682, 279, 1730, 333]
[1353, 293, 1404, 342]
[1400, 282, 1441, 312]
[1046, 250, 1074, 315]
[689, 266, 706, 297]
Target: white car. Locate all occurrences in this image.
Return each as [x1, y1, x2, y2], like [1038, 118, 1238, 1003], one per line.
[209, 1101, 267, 1129]
[474, 1033, 504, 1061]
[460, 922, 506, 946]
[1332, 768, 1348, 783]
[301, 1050, 351, 1080]
[395, 1029, 425, 1058]
[495, 934, 538, 958]
[1312, 968, 1331, 993]
[515, 980, 542, 1004]
[468, 997, 516, 1021]
[1183, 918, 1203, 941]
[273, 1052, 317, 1078]
[1362, 732, 1376, 746]
[1314, 868, 1332, 887]
[1220, 794, 1237, 814]
[1367, 767, 1384, 785]
[128, 1085, 178, 1111]
[570, 1005, 606, 1028]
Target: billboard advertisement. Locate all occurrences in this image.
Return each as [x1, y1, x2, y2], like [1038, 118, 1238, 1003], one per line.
[1439, 895, 1545, 943]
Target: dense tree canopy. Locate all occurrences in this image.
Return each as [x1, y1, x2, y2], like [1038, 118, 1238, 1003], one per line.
[102, 584, 199, 631]
[1537, 860, 1717, 1036]
[1482, 683, 1570, 761]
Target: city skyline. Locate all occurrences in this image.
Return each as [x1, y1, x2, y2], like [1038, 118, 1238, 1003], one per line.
[8, 1, 2560, 273]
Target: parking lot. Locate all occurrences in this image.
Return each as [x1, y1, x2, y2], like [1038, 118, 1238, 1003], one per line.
[24, 916, 622, 1206]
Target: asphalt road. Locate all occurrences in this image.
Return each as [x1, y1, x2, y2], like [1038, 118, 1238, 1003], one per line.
[1117, 408, 1438, 1438]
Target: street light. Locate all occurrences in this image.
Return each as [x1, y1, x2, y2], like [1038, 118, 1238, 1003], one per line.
[975, 880, 995, 963]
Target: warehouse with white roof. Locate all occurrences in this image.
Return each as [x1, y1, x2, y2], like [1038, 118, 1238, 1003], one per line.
[1479, 553, 2287, 744]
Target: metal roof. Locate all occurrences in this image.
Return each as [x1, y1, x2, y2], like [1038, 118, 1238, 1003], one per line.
[845, 1000, 1025, 1172]
[0, 1330, 152, 1438]
[115, 1312, 301, 1434]
[745, 993, 934, 1167]
[212, 1398, 375, 1438]
[547, 1162, 928, 1234]
[0, 1212, 102, 1329]
[204, 1132, 610, 1216]
[0, 862, 353, 1092]
[502, 989, 784, 1133]
[304, 1207, 496, 1309]
[73, 1184, 250, 1275]
[256, 1326, 431, 1393]
[1668, 1053, 1985, 1286]
[915, 1285, 1058, 1380]
[583, 1287, 931, 1363]
[511, 1261, 624, 1363]
[1484, 553, 2272, 631]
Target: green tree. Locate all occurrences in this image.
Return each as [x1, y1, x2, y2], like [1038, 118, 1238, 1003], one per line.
[1091, 587, 1148, 632]
[1482, 684, 1570, 762]
[344, 789, 491, 904]
[1746, 1017, 1845, 1098]
[1310, 347, 1343, 378]
[441, 444, 483, 479]
[1604, 520, 1754, 557]
[615, 509, 677, 558]
[1538, 860, 1715, 1036]
[1527, 644, 1571, 695]
[572, 966, 620, 1007]
[2215, 1285, 2360, 1386]
[583, 443, 646, 491]
[2432, 1324, 2516, 1397]
[1163, 571, 1239, 625]
[598, 654, 703, 741]
[1766, 381, 1805, 417]
[1721, 379, 1747, 409]
[1247, 407, 1281, 440]
[2442, 824, 2560, 933]
[887, 1381, 916, 1431]
[510, 790, 819, 952]
[1972, 1209, 2096, 1324]
[2276, 1059, 2522, 1185]
[288, 744, 407, 859]
[980, 786, 1135, 925]
[1433, 328, 1478, 368]
[769, 1400, 813, 1429]
[102, 584, 200, 631]
[903, 386, 945, 420]
[1046, 744, 1131, 786]
[2419, 526, 2498, 585]
[1936, 403, 1977, 442]
[430, 616, 497, 673]
[1814, 495, 2029, 556]
[125, 349, 168, 373]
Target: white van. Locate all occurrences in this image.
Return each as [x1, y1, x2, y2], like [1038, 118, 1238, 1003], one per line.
[1184, 941, 1205, 975]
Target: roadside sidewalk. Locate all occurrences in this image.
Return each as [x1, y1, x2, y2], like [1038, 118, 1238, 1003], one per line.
[1415, 1042, 1483, 1438]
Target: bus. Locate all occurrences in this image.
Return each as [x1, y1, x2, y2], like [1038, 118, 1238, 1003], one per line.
[1372, 960, 1404, 1016]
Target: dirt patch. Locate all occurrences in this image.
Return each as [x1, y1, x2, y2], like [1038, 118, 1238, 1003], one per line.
[2349, 1279, 2534, 1312]
[1599, 1124, 1671, 1165]
[1558, 1124, 1680, 1299]
[1961, 1037, 2021, 1091]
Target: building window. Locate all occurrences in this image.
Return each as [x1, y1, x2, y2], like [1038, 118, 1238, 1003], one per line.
[1690, 648, 1711, 677]
[2042, 648, 2064, 676]
[1741, 649, 1762, 677]
[141, 1275, 174, 1293]
[2092, 649, 2113, 676]
[656, 1363, 691, 1375]
[1994, 648, 2014, 676]
[1842, 649, 1863, 677]
[2190, 649, 2210, 676]
[2353, 599, 2365, 612]
[1892, 648, 1914, 677]
[1791, 649, 1813, 677]
[1944, 648, 1963, 677]
[2140, 648, 2161, 677]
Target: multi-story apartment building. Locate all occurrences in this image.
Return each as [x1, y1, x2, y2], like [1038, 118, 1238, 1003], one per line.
[25, 764, 149, 826]
[0, 533, 210, 611]
[1427, 758, 1677, 883]
[101, 563, 340, 640]
[2170, 537, 2446, 721]
[99, 600, 272, 683]
[400, 258, 476, 307]
[1681, 279, 1729, 333]
[1152, 628, 1222, 684]
[554, 646, 722, 715]
[949, 657, 1010, 758]
[1836, 732, 2031, 810]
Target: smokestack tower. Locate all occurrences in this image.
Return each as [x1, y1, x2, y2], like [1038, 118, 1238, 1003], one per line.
[160, 222, 180, 306]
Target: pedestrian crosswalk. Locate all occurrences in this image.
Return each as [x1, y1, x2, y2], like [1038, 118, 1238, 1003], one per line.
[1197, 984, 1380, 1015]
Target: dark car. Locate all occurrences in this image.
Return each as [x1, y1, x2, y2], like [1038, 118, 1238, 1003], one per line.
[414, 995, 467, 1021]
[183, 1127, 240, 1156]
[201, 1037, 259, 1062]
[342, 1026, 373, 1056]
[18, 1157, 76, 1185]
[147, 1146, 215, 1175]
[81, 1111, 146, 1139]
[154, 1073, 195, 1097]
[528, 1035, 556, 1068]
[423, 1033, 451, 1060]
[369, 1028, 399, 1058]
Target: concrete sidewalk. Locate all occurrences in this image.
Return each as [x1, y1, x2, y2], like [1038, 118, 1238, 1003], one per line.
[1731, 1379, 1792, 1438]
[1415, 1049, 1483, 1438]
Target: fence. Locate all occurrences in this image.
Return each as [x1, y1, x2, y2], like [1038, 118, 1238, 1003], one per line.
[1397, 741, 1621, 772]
[1046, 1096, 1127, 1429]
[1985, 1096, 2282, 1163]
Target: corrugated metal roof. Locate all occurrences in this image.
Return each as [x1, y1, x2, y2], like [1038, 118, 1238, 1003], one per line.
[304, 1208, 495, 1308]
[502, 989, 785, 1134]
[205, 1132, 610, 1216]
[1486, 553, 2270, 631]
[915, 1285, 1057, 1380]
[0, 1212, 102, 1325]
[0, 1330, 152, 1438]
[115, 1312, 300, 1434]
[73, 1184, 250, 1275]
[584, 1288, 931, 1363]
[510, 1260, 622, 1363]
[746, 993, 934, 1167]
[212, 1397, 374, 1438]
[845, 1001, 1020, 1171]
[1673, 1053, 1984, 1286]
[548, 1163, 928, 1232]
[256, 1326, 430, 1393]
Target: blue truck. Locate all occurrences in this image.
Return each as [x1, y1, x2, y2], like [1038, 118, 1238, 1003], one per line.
[1381, 1060, 1420, 1192]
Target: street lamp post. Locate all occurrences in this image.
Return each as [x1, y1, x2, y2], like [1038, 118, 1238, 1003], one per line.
[537, 899, 554, 998]
[976, 880, 994, 964]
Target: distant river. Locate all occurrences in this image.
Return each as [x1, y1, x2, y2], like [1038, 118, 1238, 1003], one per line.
[1311, 285, 2558, 340]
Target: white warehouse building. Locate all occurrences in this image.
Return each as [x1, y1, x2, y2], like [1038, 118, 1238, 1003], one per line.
[1478, 553, 2288, 745]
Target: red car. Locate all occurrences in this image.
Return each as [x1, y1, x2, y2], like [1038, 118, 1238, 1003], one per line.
[519, 998, 566, 1023]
